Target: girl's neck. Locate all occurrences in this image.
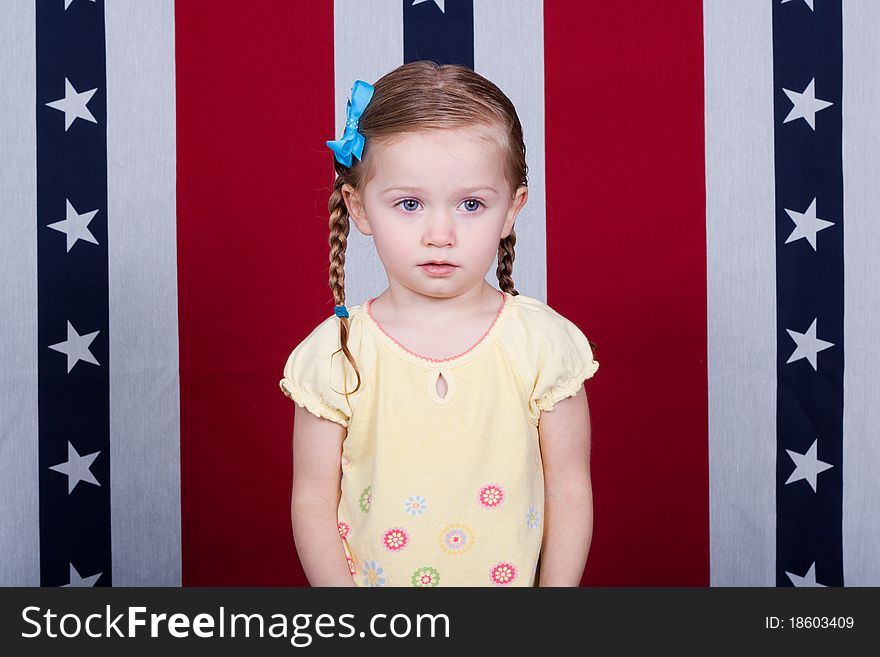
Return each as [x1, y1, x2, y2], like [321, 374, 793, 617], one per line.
[373, 282, 501, 325]
[367, 282, 507, 362]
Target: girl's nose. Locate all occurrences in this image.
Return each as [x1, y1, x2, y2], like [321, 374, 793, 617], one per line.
[422, 210, 455, 246]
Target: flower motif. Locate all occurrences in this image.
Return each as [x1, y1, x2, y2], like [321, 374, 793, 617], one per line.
[358, 485, 372, 513]
[525, 506, 541, 529]
[405, 495, 427, 516]
[362, 560, 385, 587]
[489, 562, 517, 586]
[478, 483, 505, 509]
[439, 524, 475, 555]
[411, 566, 440, 587]
[347, 557, 356, 576]
[382, 527, 409, 552]
[338, 521, 351, 540]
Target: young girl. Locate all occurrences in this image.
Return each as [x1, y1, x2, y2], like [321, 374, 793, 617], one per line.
[279, 61, 599, 587]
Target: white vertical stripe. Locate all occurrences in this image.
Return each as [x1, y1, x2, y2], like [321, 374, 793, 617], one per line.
[334, 0, 403, 306]
[704, 2, 777, 585]
[0, 1, 39, 586]
[842, 0, 880, 586]
[474, 0, 546, 300]
[105, 0, 181, 585]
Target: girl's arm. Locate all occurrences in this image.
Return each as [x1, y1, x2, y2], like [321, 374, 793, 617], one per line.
[537, 385, 594, 586]
[290, 408, 356, 587]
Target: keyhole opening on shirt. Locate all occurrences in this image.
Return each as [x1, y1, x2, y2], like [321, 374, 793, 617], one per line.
[435, 372, 448, 399]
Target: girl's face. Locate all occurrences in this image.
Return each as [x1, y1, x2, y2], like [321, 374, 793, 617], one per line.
[342, 127, 528, 302]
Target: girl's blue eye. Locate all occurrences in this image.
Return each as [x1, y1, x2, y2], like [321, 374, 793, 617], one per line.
[395, 198, 484, 213]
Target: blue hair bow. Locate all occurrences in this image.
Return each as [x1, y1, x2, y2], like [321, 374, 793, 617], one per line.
[327, 80, 375, 167]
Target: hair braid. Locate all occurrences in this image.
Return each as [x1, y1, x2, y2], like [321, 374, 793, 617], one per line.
[496, 229, 518, 296]
[328, 176, 362, 403]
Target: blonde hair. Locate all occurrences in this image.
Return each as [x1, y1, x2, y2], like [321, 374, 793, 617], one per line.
[326, 61, 594, 402]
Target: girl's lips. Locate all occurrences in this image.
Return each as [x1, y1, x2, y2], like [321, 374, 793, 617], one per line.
[419, 263, 457, 277]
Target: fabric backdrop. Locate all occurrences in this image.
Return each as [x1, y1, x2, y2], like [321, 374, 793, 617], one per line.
[1, 0, 878, 586]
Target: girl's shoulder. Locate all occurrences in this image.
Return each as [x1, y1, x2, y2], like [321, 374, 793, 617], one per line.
[278, 301, 378, 427]
[500, 293, 599, 421]
[502, 292, 588, 340]
[293, 301, 372, 354]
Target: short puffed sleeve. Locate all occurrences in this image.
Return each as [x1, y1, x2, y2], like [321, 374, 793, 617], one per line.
[530, 316, 599, 418]
[279, 315, 364, 428]
[502, 296, 599, 425]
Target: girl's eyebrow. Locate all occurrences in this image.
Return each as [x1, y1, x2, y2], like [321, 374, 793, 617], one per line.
[380, 185, 499, 195]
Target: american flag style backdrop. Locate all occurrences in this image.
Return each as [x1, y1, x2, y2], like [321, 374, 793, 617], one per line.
[1, 0, 878, 587]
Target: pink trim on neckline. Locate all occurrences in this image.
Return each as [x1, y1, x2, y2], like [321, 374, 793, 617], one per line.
[365, 291, 508, 364]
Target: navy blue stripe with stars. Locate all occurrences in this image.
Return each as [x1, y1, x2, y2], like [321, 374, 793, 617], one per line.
[404, 0, 474, 69]
[772, 0, 844, 587]
[37, 0, 110, 587]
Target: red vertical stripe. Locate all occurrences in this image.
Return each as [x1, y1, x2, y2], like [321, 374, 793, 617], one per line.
[544, 2, 708, 584]
[176, 1, 334, 585]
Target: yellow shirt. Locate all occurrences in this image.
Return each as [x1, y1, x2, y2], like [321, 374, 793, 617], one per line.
[279, 290, 599, 587]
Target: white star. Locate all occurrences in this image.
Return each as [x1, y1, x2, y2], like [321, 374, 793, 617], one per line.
[412, 0, 445, 13]
[782, 78, 833, 130]
[48, 320, 101, 373]
[47, 199, 100, 252]
[785, 439, 833, 492]
[64, 0, 96, 10]
[784, 198, 835, 251]
[781, 0, 814, 11]
[49, 441, 101, 494]
[45, 78, 98, 131]
[785, 562, 825, 587]
[62, 562, 102, 587]
[786, 318, 834, 371]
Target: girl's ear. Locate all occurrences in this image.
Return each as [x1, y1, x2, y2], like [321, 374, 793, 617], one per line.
[501, 185, 528, 238]
[342, 183, 372, 235]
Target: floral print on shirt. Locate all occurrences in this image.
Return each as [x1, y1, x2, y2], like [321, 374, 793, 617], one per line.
[478, 483, 505, 509]
[404, 495, 427, 516]
[411, 566, 440, 587]
[489, 562, 517, 586]
[363, 560, 385, 587]
[382, 527, 409, 552]
[439, 524, 475, 555]
[358, 485, 372, 513]
[526, 506, 541, 529]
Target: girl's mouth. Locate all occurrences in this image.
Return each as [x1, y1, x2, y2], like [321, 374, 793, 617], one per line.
[419, 263, 457, 277]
